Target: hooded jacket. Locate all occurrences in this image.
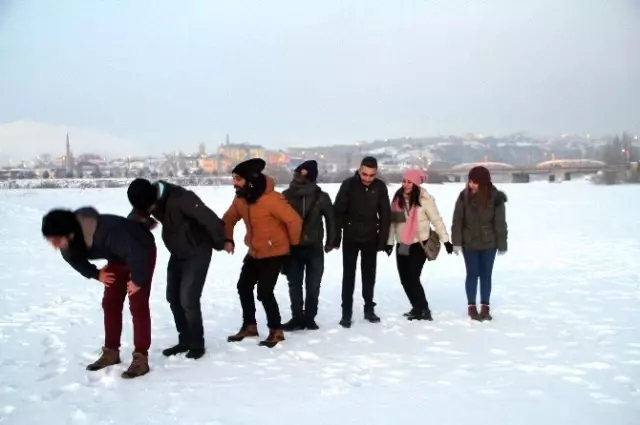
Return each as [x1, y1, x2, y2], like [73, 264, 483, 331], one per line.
[62, 207, 156, 286]
[451, 186, 508, 251]
[223, 176, 303, 258]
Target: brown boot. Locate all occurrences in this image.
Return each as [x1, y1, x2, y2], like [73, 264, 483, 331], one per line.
[258, 328, 285, 348]
[86, 347, 121, 371]
[468, 305, 481, 321]
[480, 304, 492, 321]
[227, 324, 259, 342]
[121, 352, 150, 379]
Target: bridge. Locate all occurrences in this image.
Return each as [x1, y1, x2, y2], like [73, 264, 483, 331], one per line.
[434, 159, 630, 183]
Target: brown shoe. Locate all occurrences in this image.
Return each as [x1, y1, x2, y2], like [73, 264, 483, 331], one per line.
[86, 346, 121, 371]
[121, 352, 150, 379]
[227, 324, 259, 342]
[258, 328, 285, 348]
[480, 304, 492, 321]
[468, 305, 481, 321]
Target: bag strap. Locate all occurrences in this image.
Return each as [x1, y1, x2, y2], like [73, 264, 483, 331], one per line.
[302, 187, 322, 223]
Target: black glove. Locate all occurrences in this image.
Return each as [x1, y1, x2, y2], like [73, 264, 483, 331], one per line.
[384, 245, 393, 256]
[444, 241, 454, 255]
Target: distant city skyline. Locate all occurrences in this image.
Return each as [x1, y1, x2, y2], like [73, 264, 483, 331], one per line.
[1, 0, 639, 153]
[1, 119, 638, 167]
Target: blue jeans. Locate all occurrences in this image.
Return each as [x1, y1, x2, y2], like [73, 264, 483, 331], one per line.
[462, 249, 497, 305]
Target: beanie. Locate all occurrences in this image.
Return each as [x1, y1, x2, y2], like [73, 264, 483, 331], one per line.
[295, 160, 319, 182]
[403, 168, 427, 186]
[42, 209, 79, 237]
[127, 178, 157, 211]
[468, 166, 492, 186]
[232, 158, 266, 182]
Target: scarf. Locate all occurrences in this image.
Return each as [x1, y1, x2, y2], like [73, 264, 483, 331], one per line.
[391, 196, 419, 245]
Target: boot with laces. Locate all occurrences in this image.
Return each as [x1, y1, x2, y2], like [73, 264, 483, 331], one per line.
[121, 352, 150, 379]
[86, 346, 121, 371]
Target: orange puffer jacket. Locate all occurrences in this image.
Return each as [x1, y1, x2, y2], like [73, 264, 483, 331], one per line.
[223, 176, 302, 258]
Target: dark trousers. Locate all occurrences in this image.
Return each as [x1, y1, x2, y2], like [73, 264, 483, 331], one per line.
[102, 247, 157, 355]
[166, 251, 212, 350]
[462, 248, 497, 305]
[237, 255, 286, 330]
[396, 242, 428, 310]
[341, 240, 378, 312]
[286, 245, 324, 320]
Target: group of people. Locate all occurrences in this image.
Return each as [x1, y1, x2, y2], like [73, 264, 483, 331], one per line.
[40, 155, 508, 379]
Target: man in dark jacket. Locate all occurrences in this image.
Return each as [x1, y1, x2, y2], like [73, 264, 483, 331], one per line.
[127, 178, 226, 360]
[331, 156, 391, 328]
[281, 160, 336, 331]
[42, 207, 157, 379]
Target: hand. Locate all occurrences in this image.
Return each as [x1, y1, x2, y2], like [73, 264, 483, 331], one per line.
[384, 245, 393, 256]
[98, 268, 116, 286]
[127, 281, 141, 296]
[224, 241, 234, 254]
[453, 246, 462, 256]
[444, 241, 454, 255]
[148, 219, 158, 231]
[324, 245, 334, 254]
[498, 250, 507, 256]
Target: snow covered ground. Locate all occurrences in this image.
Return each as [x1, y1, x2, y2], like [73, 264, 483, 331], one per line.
[1, 181, 639, 425]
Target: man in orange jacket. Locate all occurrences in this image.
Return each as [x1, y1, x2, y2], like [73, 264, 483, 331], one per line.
[222, 158, 302, 348]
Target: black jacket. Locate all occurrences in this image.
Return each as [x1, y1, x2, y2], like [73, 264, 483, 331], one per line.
[130, 181, 225, 259]
[333, 173, 391, 248]
[62, 207, 156, 286]
[282, 181, 336, 248]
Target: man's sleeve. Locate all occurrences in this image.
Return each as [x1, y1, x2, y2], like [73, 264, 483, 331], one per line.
[320, 192, 336, 247]
[222, 199, 242, 246]
[377, 183, 391, 247]
[270, 194, 303, 246]
[61, 250, 100, 280]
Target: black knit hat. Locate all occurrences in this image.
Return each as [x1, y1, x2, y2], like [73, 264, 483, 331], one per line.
[295, 160, 319, 182]
[232, 158, 266, 182]
[42, 209, 79, 237]
[127, 178, 157, 211]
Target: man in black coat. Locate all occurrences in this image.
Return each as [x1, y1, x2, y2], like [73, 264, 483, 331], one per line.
[42, 207, 157, 379]
[281, 160, 336, 331]
[127, 178, 225, 360]
[331, 156, 391, 328]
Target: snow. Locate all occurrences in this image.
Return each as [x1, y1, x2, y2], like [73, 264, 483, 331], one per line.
[1, 181, 639, 425]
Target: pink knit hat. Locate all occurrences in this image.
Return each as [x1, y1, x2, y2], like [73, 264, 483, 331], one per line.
[403, 168, 427, 186]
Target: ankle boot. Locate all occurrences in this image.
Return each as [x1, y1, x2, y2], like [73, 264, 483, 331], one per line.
[86, 346, 121, 371]
[468, 305, 481, 321]
[227, 324, 259, 342]
[258, 329, 285, 348]
[480, 304, 492, 321]
[121, 352, 149, 379]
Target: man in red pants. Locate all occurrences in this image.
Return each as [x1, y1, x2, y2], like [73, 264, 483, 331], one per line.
[41, 207, 157, 379]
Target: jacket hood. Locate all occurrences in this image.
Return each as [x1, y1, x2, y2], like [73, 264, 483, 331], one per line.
[75, 207, 99, 247]
[265, 175, 276, 194]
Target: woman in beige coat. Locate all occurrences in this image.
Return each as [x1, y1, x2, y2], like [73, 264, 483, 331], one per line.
[386, 169, 453, 320]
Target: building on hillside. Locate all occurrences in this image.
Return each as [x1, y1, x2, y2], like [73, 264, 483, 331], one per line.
[266, 151, 291, 168]
[217, 143, 266, 162]
[198, 155, 233, 175]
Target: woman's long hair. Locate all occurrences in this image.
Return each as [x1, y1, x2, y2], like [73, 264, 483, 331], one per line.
[394, 184, 421, 210]
[466, 182, 492, 209]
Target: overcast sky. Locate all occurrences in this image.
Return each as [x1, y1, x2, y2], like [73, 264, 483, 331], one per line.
[1, 0, 639, 152]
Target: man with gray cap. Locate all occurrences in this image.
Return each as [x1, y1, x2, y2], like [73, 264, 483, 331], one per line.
[281, 160, 336, 331]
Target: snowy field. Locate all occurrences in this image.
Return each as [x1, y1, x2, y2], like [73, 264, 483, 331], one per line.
[1, 181, 639, 425]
